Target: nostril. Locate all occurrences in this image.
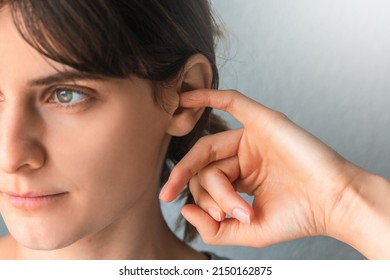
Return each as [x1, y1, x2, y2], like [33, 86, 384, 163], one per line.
[0, 104, 46, 174]
[0, 141, 45, 174]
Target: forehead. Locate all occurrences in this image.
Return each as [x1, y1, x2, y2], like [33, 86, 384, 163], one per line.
[0, 6, 68, 90]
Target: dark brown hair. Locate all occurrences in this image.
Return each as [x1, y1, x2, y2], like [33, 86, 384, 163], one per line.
[1, 0, 228, 242]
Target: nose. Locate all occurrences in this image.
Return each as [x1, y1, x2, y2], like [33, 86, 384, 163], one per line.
[0, 103, 45, 174]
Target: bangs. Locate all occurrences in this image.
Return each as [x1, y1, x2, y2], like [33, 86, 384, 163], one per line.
[8, 0, 143, 78]
[6, 0, 219, 87]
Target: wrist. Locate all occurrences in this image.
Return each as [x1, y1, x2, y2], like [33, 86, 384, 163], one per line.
[327, 166, 390, 259]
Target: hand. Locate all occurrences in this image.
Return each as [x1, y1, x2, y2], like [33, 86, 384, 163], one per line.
[160, 89, 361, 248]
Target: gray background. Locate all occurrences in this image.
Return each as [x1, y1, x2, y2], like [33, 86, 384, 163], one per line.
[1, 0, 389, 259]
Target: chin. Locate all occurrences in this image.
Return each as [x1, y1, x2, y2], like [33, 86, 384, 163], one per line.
[8, 223, 79, 251]
[14, 233, 75, 251]
[22, 238, 73, 251]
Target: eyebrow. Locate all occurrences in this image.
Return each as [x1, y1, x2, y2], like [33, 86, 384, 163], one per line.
[28, 71, 105, 87]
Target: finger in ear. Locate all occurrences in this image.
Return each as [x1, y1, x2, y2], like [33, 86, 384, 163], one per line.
[166, 54, 213, 136]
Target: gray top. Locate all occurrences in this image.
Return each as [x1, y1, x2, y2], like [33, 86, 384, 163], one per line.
[203, 251, 229, 260]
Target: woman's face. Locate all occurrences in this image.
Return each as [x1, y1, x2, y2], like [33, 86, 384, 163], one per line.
[0, 7, 174, 249]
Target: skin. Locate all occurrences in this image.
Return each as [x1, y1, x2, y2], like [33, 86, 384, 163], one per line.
[160, 89, 390, 259]
[0, 6, 208, 259]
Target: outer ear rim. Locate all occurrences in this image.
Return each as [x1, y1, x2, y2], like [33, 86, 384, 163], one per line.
[166, 54, 214, 137]
[179, 53, 214, 92]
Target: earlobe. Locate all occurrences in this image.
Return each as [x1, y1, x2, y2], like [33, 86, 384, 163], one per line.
[166, 54, 213, 137]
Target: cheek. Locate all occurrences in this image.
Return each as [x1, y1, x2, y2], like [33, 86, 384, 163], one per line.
[44, 102, 170, 219]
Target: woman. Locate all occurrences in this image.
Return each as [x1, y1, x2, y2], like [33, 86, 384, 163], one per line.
[0, 0, 227, 259]
[2, 0, 389, 260]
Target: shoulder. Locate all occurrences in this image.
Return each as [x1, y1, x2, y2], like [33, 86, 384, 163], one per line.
[0, 235, 16, 259]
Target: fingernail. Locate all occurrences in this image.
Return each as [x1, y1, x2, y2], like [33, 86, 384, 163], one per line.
[208, 207, 222, 222]
[232, 208, 251, 225]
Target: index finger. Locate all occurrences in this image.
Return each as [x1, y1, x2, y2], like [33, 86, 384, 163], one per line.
[180, 89, 271, 125]
[159, 129, 243, 202]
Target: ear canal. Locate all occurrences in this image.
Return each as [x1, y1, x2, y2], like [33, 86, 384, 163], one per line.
[174, 107, 184, 115]
[181, 80, 193, 93]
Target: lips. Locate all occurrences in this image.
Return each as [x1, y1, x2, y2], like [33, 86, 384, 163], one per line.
[3, 192, 67, 210]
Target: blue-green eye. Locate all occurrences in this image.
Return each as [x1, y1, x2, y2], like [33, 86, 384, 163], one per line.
[53, 88, 88, 105]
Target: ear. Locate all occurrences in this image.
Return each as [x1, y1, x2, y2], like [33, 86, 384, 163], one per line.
[166, 54, 213, 136]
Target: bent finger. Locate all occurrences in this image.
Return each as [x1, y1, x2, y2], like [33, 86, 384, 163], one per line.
[189, 176, 226, 222]
[198, 156, 253, 224]
[181, 204, 258, 247]
[159, 129, 242, 202]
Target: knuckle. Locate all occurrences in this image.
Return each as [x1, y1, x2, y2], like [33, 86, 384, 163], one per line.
[194, 134, 218, 164]
[194, 137, 211, 157]
[175, 163, 194, 181]
[229, 89, 241, 96]
[191, 193, 201, 205]
[201, 234, 216, 245]
[196, 135, 212, 149]
[198, 166, 216, 185]
[270, 110, 289, 122]
[188, 177, 197, 193]
[221, 92, 235, 112]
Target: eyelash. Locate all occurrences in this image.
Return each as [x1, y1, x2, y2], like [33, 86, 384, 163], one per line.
[47, 86, 92, 111]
